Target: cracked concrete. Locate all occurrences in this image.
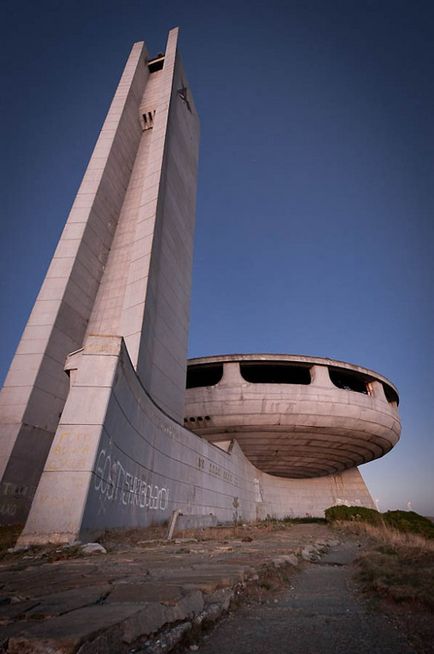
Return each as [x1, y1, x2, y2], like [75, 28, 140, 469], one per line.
[193, 540, 418, 654]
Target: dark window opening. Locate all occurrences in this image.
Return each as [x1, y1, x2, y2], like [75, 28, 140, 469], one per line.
[240, 362, 311, 385]
[329, 368, 369, 394]
[142, 110, 155, 130]
[186, 363, 224, 389]
[148, 55, 164, 73]
[383, 383, 399, 405]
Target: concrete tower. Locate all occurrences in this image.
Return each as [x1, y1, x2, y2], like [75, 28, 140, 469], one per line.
[0, 28, 200, 528]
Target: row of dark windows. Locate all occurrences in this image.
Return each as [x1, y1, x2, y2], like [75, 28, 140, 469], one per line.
[185, 361, 399, 405]
[148, 54, 164, 73]
[186, 364, 223, 388]
[240, 363, 311, 385]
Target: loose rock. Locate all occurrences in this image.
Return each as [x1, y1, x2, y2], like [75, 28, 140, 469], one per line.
[80, 542, 107, 555]
[301, 546, 320, 561]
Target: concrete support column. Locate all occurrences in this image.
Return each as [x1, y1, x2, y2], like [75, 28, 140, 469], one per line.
[310, 365, 333, 388]
[369, 380, 387, 401]
[221, 363, 242, 385]
[18, 336, 120, 545]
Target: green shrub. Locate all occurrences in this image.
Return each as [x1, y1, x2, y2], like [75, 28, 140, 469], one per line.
[324, 505, 383, 525]
[325, 505, 434, 539]
[383, 511, 434, 539]
[282, 516, 326, 525]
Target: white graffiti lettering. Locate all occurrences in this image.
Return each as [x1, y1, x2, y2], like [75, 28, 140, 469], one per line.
[0, 502, 17, 516]
[94, 448, 169, 512]
[1, 482, 28, 497]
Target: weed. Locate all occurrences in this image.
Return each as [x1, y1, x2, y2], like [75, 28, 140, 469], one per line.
[282, 516, 327, 525]
[355, 545, 434, 610]
[0, 524, 23, 554]
[325, 505, 384, 526]
[325, 505, 434, 539]
[333, 518, 434, 611]
[383, 510, 434, 539]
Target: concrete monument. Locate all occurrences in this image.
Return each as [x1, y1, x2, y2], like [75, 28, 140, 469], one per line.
[0, 29, 401, 544]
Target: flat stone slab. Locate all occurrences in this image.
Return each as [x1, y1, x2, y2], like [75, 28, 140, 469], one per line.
[0, 523, 334, 653]
[25, 584, 112, 618]
[105, 583, 185, 604]
[6, 604, 145, 653]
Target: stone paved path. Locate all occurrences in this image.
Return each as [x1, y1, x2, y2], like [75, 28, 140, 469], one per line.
[194, 541, 416, 654]
[0, 524, 331, 653]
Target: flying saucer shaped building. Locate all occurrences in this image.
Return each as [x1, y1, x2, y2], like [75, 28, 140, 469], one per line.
[185, 354, 400, 481]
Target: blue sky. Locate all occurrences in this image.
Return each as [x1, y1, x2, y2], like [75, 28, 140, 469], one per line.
[1, 0, 433, 515]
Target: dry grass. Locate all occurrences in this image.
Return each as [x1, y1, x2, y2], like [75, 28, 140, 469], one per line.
[99, 524, 168, 547]
[0, 518, 313, 561]
[337, 520, 434, 551]
[177, 520, 296, 542]
[175, 525, 252, 541]
[100, 519, 295, 549]
[338, 521, 434, 610]
[175, 517, 326, 541]
[0, 524, 23, 553]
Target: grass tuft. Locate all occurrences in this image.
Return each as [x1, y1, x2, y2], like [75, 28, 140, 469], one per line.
[325, 505, 434, 539]
[333, 519, 434, 611]
[356, 542, 434, 610]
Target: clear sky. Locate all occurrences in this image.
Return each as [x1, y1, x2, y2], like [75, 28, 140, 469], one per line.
[1, 0, 433, 515]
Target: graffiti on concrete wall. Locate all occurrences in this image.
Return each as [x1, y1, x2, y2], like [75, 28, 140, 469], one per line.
[197, 456, 234, 483]
[0, 482, 28, 517]
[94, 448, 169, 512]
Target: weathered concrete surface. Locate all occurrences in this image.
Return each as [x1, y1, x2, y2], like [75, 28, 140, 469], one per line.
[0, 25, 400, 546]
[0, 524, 334, 653]
[0, 40, 149, 525]
[185, 354, 401, 479]
[0, 26, 199, 526]
[195, 540, 418, 654]
[18, 337, 375, 545]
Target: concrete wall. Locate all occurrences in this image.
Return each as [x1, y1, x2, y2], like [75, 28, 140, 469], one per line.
[0, 42, 148, 524]
[19, 336, 374, 545]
